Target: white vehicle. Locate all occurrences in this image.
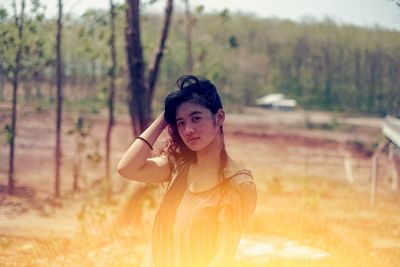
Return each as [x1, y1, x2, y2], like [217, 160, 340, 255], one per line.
[255, 93, 297, 111]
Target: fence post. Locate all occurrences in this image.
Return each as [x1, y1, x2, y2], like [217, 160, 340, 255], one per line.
[344, 152, 354, 184]
[370, 155, 378, 205]
[389, 143, 399, 192]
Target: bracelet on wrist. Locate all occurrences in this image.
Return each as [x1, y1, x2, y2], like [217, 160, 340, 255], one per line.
[137, 136, 153, 150]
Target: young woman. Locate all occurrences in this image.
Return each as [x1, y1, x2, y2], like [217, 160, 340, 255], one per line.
[117, 75, 257, 267]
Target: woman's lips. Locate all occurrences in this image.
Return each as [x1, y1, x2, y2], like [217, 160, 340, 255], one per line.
[187, 137, 199, 143]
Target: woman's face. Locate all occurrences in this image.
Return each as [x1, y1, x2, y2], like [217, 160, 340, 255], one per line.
[175, 101, 224, 152]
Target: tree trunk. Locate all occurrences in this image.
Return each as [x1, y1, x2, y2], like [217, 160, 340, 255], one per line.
[0, 74, 5, 102]
[105, 0, 117, 194]
[72, 151, 80, 192]
[125, 0, 174, 136]
[55, 0, 63, 198]
[353, 50, 363, 111]
[125, 0, 147, 136]
[183, 0, 193, 74]
[387, 57, 399, 115]
[323, 45, 333, 108]
[147, 0, 173, 109]
[8, 0, 25, 195]
[122, 0, 174, 226]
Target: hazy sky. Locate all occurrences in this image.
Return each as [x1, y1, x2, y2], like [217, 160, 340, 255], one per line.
[3, 0, 400, 30]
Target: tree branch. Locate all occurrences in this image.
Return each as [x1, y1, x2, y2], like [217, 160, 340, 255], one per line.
[147, 0, 173, 105]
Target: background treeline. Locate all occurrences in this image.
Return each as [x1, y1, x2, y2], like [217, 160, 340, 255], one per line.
[1, 7, 400, 117]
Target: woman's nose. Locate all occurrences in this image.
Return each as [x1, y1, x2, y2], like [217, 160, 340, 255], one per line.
[184, 124, 195, 135]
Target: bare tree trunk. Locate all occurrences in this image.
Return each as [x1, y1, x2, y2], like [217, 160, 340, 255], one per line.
[322, 44, 333, 108]
[8, 0, 25, 195]
[147, 0, 174, 107]
[125, 0, 173, 136]
[183, 0, 193, 74]
[125, 0, 147, 136]
[0, 74, 5, 102]
[55, 0, 63, 198]
[122, 0, 174, 225]
[353, 50, 363, 111]
[105, 0, 117, 194]
[72, 153, 80, 192]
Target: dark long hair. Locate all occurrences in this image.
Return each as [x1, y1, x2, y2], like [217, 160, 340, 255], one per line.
[162, 75, 228, 180]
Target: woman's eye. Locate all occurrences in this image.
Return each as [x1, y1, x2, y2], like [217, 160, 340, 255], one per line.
[192, 116, 201, 122]
[177, 121, 184, 127]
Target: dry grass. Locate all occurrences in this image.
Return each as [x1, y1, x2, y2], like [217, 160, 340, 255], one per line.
[1, 172, 399, 267]
[245, 173, 400, 267]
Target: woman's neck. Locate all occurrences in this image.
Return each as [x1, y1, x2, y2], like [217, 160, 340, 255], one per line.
[195, 136, 223, 171]
[187, 136, 224, 192]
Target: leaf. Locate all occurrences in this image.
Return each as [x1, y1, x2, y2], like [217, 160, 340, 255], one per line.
[0, 7, 8, 20]
[195, 5, 204, 14]
[35, 13, 44, 22]
[116, 3, 128, 13]
[220, 8, 230, 19]
[31, 0, 41, 13]
[147, 0, 159, 5]
[4, 124, 13, 145]
[229, 35, 238, 48]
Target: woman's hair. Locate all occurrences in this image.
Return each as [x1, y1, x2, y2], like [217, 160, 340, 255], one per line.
[161, 75, 227, 179]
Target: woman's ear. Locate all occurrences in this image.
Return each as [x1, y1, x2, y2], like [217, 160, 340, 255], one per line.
[216, 109, 225, 126]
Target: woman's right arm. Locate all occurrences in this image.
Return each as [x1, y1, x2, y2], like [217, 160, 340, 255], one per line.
[117, 112, 171, 183]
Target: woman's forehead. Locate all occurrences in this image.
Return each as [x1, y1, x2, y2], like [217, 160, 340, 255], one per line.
[176, 102, 209, 118]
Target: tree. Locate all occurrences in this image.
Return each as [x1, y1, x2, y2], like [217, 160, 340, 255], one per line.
[55, 0, 63, 197]
[0, 6, 8, 101]
[74, 9, 110, 97]
[105, 0, 117, 194]
[183, 0, 193, 74]
[125, 0, 173, 136]
[68, 116, 91, 192]
[8, 0, 26, 194]
[121, 0, 173, 225]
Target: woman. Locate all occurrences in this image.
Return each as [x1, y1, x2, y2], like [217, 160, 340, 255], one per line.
[117, 75, 257, 267]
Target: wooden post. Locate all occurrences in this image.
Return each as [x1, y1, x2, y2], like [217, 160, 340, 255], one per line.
[304, 152, 309, 177]
[370, 155, 378, 205]
[388, 143, 399, 192]
[344, 153, 354, 184]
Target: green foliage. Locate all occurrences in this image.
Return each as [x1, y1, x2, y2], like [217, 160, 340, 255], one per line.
[0, 0, 54, 86]
[65, 97, 106, 115]
[1, 8, 400, 116]
[0, 7, 7, 20]
[4, 123, 13, 145]
[195, 5, 204, 14]
[68, 116, 92, 137]
[68, 116, 92, 173]
[229, 35, 238, 48]
[87, 139, 102, 168]
[67, 115, 102, 190]
[146, 0, 159, 5]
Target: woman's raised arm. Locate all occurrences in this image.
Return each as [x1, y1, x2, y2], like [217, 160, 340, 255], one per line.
[117, 112, 171, 183]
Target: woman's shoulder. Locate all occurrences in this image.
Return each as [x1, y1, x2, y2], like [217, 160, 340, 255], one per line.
[223, 157, 255, 188]
[220, 158, 257, 220]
